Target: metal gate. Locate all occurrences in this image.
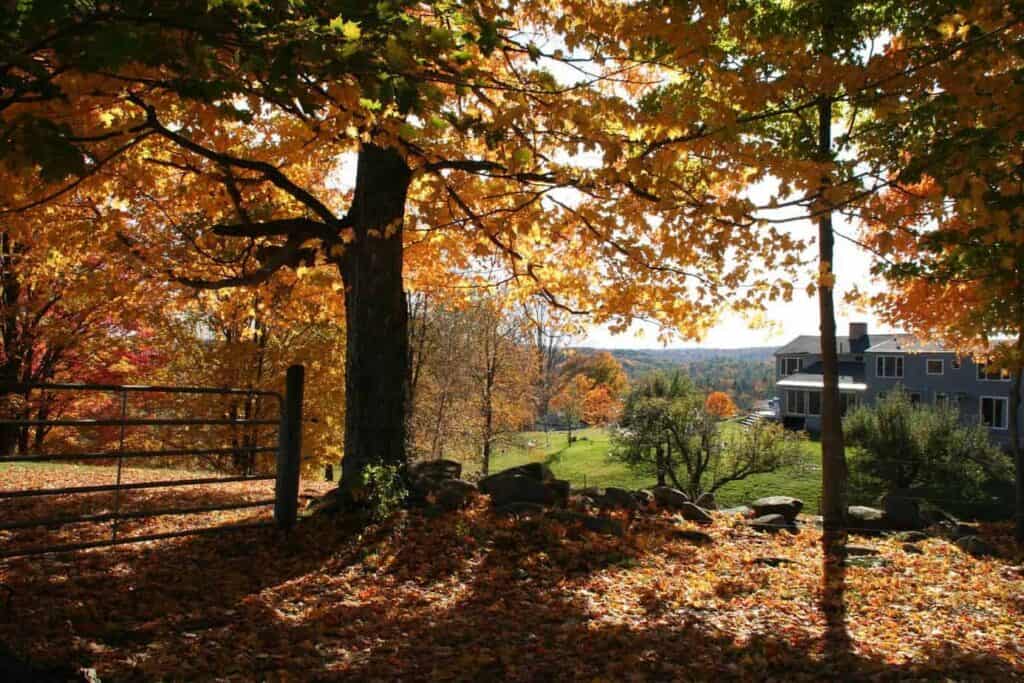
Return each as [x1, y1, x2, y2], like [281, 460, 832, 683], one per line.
[0, 365, 305, 559]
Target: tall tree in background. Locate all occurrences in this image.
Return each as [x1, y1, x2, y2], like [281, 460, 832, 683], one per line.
[467, 298, 536, 476]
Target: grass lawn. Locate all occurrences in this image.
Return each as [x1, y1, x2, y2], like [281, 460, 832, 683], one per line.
[489, 424, 825, 512]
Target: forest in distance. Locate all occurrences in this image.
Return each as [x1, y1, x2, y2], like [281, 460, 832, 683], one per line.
[582, 346, 776, 411]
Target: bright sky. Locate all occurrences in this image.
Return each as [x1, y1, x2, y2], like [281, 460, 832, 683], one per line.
[581, 198, 897, 350]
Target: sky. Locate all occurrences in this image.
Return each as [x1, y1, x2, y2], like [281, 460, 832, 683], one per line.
[580, 201, 896, 350]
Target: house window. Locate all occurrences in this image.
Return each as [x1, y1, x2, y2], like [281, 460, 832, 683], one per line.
[977, 361, 1011, 381]
[909, 392, 922, 405]
[786, 390, 822, 416]
[840, 392, 859, 416]
[926, 359, 943, 375]
[876, 355, 904, 378]
[780, 357, 803, 376]
[807, 391, 821, 416]
[980, 396, 1009, 430]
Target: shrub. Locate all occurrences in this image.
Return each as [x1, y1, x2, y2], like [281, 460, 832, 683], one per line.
[844, 387, 1011, 518]
[360, 463, 408, 521]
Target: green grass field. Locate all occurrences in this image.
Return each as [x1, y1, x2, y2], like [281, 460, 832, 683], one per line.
[488, 424, 824, 512]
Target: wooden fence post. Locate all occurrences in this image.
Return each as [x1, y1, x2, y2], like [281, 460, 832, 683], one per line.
[275, 364, 304, 529]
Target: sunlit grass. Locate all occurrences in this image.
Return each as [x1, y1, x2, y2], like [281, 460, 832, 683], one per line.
[488, 424, 825, 512]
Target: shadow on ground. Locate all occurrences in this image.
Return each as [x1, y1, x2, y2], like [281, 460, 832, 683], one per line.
[0, 494, 1021, 681]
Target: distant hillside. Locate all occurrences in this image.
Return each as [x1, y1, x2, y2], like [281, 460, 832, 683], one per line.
[573, 346, 778, 410]
[575, 346, 777, 376]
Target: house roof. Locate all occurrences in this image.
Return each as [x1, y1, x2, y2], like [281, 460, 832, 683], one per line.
[864, 337, 949, 353]
[775, 333, 949, 356]
[776, 360, 868, 392]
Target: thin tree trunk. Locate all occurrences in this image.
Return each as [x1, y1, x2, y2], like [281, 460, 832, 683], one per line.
[338, 143, 412, 505]
[1011, 332, 1023, 542]
[0, 232, 21, 456]
[817, 94, 848, 559]
[655, 445, 666, 486]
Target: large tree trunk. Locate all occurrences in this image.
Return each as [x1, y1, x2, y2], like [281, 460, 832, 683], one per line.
[817, 94, 848, 559]
[337, 144, 412, 505]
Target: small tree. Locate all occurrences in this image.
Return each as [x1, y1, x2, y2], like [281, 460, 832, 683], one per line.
[844, 388, 1010, 514]
[705, 392, 738, 420]
[550, 374, 593, 444]
[613, 375, 803, 498]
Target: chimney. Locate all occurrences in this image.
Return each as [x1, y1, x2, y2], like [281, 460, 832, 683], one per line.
[849, 322, 868, 341]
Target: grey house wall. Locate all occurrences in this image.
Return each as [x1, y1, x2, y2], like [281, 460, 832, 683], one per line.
[864, 351, 1023, 446]
[774, 347, 1023, 446]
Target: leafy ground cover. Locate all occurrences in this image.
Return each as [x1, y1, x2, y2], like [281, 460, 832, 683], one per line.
[1, 464, 1022, 681]
[490, 426, 824, 511]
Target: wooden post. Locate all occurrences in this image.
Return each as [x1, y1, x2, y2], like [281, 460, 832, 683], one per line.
[275, 365, 304, 530]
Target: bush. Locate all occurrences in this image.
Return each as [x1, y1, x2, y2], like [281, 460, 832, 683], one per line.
[844, 387, 1012, 518]
[360, 463, 408, 521]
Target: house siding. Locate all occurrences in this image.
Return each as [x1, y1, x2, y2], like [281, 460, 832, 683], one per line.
[774, 344, 1022, 446]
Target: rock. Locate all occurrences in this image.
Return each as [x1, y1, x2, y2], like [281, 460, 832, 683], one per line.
[481, 474, 555, 507]
[695, 492, 717, 510]
[751, 496, 803, 521]
[652, 486, 690, 509]
[846, 505, 887, 533]
[956, 535, 997, 558]
[501, 462, 554, 482]
[846, 556, 891, 569]
[892, 530, 929, 543]
[598, 487, 640, 511]
[410, 459, 462, 482]
[929, 520, 957, 538]
[748, 513, 797, 534]
[677, 502, 713, 524]
[752, 557, 797, 567]
[546, 479, 571, 508]
[880, 490, 924, 530]
[494, 501, 546, 517]
[435, 479, 478, 511]
[548, 510, 625, 537]
[919, 504, 959, 526]
[952, 522, 981, 540]
[568, 494, 598, 511]
[845, 545, 879, 557]
[409, 459, 464, 503]
[632, 489, 655, 507]
[672, 528, 713, 544]
[718, 505, 753, 517]
[304, 488, 341, 516]
[902, 543, 924, 555]
[1002, 565, 1024, 578]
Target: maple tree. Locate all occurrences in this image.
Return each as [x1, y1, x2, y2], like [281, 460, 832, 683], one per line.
[549, 374, 594, 444]
[1, 0, 820, 506]
[853, 1, 1024, 539]
[406, 291, 536, 472]
[705, 391, 739, 419]
[0, 197, 158, 455]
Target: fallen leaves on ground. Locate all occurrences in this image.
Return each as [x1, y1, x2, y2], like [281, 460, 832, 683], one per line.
[1, 465, 1022, 681]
